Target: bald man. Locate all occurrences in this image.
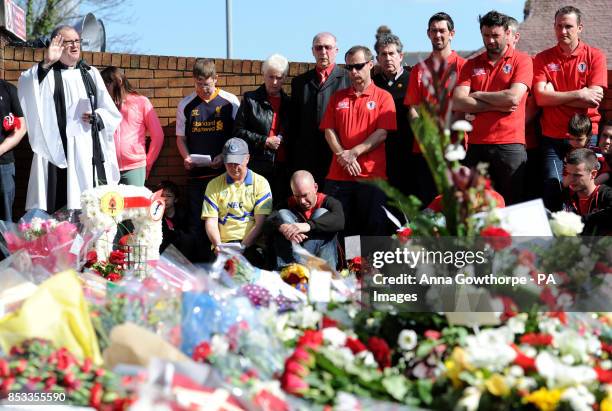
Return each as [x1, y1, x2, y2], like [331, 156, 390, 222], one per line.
[267, 170, 344, 269]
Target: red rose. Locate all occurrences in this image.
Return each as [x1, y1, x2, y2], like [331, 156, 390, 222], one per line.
[321, 316, 338, 329]
[280, 371, 309, 395]
[601, 341, 612, 354]
[109, 250, 126, 265]
[13, 358, 27, 374]
[81, 358, 93, 373]
[89, 382, 103, 408]
[0, 359, 8, 378]
[424, 330, 442, 340]
[1, 377, 14, 393]
[106, 272, 122, 282]
[85, 250, 97, 267]
[397, 227, 413, 244]
[345, 337, 367, 354]
[595, 367, 612, 384]
[480, 226, 512, 251]
[367, 336, 391, 369]
[44, 377, 57, 390]
[595, 262, 612, 274]
[348, 256, 362, 273]
[520, 333, 553, 346]
[297, 330, 323, 349]
[548, 311, 568, 325]
[511, 344, 536, 371]
[192, 341, 212, 362]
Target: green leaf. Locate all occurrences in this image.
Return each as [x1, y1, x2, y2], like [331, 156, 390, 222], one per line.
[381, 374, 409, 401]
[417, 379, 434, 405]
[416, 339, 436, 358]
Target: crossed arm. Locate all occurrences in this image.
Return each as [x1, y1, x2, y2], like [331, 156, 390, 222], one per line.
[533, 82, 604, 108]
[452, 83, 529, 113]
[324, 128, 387, 176]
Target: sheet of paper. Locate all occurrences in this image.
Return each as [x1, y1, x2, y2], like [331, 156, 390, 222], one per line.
[474, 199, 553, 236]
[66, 98, 91, 137]
[344, 235, 361, 260]
[308, 269, 332, 303]
[190, 154, 212, 167]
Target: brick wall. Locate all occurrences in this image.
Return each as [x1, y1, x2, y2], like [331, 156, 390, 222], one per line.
[0, 44, 610, 218]
[0, 46, 315, 216]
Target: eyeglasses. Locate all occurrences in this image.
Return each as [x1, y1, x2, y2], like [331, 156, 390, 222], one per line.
[313, 44, 334, 51]
[344, 62, 369, 71]
[63, 39, 81, 46]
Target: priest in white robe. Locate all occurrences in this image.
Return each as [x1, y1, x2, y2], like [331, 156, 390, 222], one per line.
[18, 25, 121, 212]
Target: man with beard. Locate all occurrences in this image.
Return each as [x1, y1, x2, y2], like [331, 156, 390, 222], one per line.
[320, 46, 396, 237]
[290, 32, 350, 188]
[372, 28, 413, 196]
[405, 12, 466, 206]
[453, 11, 532, 205]
[533, 6, 607, 211]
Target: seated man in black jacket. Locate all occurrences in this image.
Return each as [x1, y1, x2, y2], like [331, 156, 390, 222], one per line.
[268, 170, 345, 269]
[561, 149, 612, 235]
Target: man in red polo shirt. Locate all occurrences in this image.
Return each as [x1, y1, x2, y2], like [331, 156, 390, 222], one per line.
[405, 12, 466, 206]
[533, 5, 607, 211]
[453, 10, 532, 205]
[320, 45, 397, 236]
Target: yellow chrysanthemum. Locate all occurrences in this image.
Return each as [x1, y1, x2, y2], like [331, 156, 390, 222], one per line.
[485, 374, 509, 397]
[280, 263, 310, 283]
[602, 397, 612, 411]
[522, 387, 563, 411]
[445, 347, 473, 388]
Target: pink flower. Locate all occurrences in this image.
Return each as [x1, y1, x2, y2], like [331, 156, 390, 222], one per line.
[284, 359, 309, 377]
[424, 330, 442, 340]
[281, 372, 309, 395]
[290, 347, 314, 367]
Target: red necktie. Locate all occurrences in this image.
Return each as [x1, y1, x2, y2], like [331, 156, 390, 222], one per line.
[319, 70, 327, 85]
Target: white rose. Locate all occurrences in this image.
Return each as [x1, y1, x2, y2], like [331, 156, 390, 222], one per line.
[560, 385, 595, 411]
[550, 211, 584, 236]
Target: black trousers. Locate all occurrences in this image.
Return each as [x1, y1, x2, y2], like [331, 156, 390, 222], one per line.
[464, 143, 527, 205]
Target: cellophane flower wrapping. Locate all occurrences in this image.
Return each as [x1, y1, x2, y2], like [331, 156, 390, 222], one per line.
[0, 209, 97, 274]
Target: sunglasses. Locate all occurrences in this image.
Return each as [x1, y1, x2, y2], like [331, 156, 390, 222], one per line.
[313, 44, 334, 51]
[344, 62, 369, 71]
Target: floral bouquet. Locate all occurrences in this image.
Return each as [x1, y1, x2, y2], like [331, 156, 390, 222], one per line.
[0, 338, 134, 409]
[0, 210, 94, 273]
[90, 276, 181, 352]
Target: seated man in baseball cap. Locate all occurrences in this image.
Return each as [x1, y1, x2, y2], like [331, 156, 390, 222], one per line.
[201, 138, 273, 263]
